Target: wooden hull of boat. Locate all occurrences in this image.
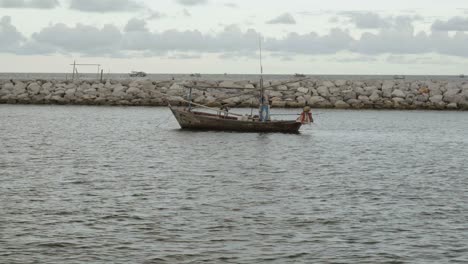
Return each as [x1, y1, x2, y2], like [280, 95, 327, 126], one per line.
[170, 107, 302, 133]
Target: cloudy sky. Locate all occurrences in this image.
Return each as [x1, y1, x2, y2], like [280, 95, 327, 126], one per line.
[1, 0, 468, 74]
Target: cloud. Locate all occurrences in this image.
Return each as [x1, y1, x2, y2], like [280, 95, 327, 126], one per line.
[124, 18, 148, 32]
[4, 16, 468, 61]
[341, 12, 390, 29]
[335, 55, 378, 63]
[267, 13, 296, 25]
[69, 0, 145, 12]
[340, 12, 421, 30]
[175, 0, 207, 6]
[0, 16, 26, 52]
[147, 11, 165, 20]
[224, 2, 237, 8]
[182, 8, 191, 17]
[30, 22, 123, 56]
[0, 0, 59, 9]
[432, 17, 468, 31]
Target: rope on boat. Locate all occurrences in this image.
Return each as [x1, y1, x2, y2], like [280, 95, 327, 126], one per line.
[181, 77, 312, 92]
[151, 89, 244, 117]
[151, 78, 315, 119]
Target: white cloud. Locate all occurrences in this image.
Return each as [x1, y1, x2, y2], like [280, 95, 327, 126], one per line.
[4, 15, 468, 61]
[0, 0, 59, 9]
[175, 0, 207, 6]
[0, 16, 26, 52]
[340, 12, 422, 30]
[341, 12, 390, 29]
[432, 17, 468, 31]
[267, 13, 296, 25]
[124, 18, 148, 32]
[224, 2, 237, 8]
[69, 0, 145, 13]
[30, 22, 123, 56]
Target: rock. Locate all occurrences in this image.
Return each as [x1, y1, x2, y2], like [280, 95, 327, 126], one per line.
[442, 88, 461, 103]
[342, 90, 357, 101]
[429, 86, 442, 97]
[353, 86, 365, 96]
[287, 82, 301, 89]
[296, 96, 307, 105]
[382, 81, 394, 90]
[322, 81, 335, 88]
[308, 96, 326, 105]
[244, 84, 255, 89]
[129, 81, 139, 87]
[64, 89, 76, 99]
[415, 94, 429, 102]
[363, 86, 378, 96]
[271, 100, 286, 108]
[170, 83, 184, 90]
[358, 95, 370, 102]
[334, 100, 350, 109]
[126, 87, 141, 95]
[447, 103, 458, 109]
[222, 97, 241, 105]
[297, 87, 309, 94]
[405, 94, 415, 104]
[219, 81, 234, 87]
[268, 91, 283, 98]
[392, 97, 406, 105]
[42, 82, 53, 91]
[429, 95, 443, 103]
[459, 100, 468, 110]
[277, 85, 288, 91]
[369, 91, 381, 102]
[13, 82, 27, 95]
[329, 87, 342, 96]
[0, 82, 14, 96]
[112, 85, 127, 98]
[316, 86, 330, 97]
[392, 89, 406, 98]
[444, 88, 461, 97]
[335, 80, 346, 86]
[27, 83, 41, 94]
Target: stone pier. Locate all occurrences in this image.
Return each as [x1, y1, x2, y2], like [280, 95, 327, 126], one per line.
[1, 78, 468, 110]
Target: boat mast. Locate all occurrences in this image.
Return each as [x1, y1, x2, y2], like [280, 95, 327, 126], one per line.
[258, 35, 269, 122]
[259, 35, 264, 101]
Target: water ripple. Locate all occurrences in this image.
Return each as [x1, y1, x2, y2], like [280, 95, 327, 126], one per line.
[1, 105, 467, 263]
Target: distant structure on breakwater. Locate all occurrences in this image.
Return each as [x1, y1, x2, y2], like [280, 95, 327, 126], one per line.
[1, 78, 467, 110]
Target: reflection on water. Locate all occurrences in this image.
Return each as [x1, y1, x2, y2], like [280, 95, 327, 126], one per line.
[1, 105, 467, 263]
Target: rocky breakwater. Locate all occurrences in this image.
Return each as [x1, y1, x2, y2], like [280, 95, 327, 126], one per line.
[1, 79, 468, 110]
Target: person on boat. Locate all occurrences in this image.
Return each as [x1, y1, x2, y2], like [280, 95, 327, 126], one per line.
[259, 94, 270, 122]
[297, 106, 313, 124]
[220, 103, 230, 117]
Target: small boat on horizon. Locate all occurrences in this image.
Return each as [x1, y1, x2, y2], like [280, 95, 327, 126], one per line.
[129, 71, 147, 77]
[190, 73, 202, 77]
[459, 74, 465, 78]
[393, 75, 405, 80]
[294, 73, 306, 78]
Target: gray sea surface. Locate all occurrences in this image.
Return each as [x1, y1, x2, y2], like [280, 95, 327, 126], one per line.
[1, 72, 467, 82]
[1, 105, 467, 263]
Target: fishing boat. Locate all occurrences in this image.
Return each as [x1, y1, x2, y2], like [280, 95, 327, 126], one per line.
[294, 73, 306, 78]
[393, 75, 405, 80]
[170, 106, 303, 133]
[168, 38, 313, 133]
[129, 71, 147, 77]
